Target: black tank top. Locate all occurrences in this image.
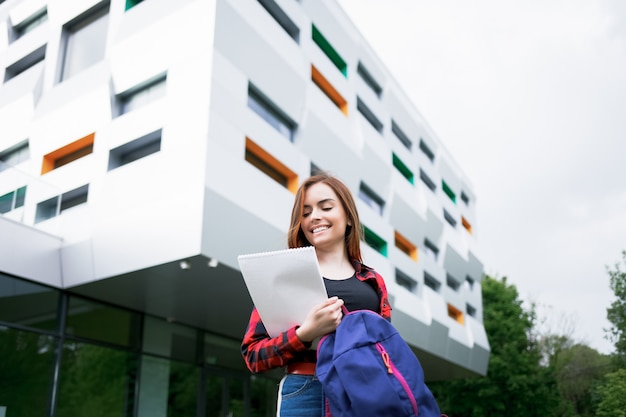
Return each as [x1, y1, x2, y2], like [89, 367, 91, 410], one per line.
[324, 274, 380, 313]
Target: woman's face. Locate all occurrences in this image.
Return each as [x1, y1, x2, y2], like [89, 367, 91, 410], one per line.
[301, 182, 350, 252]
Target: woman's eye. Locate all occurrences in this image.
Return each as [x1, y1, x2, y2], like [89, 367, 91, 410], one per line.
[303, 212, 311, 218]
[322, 207, 332, 211]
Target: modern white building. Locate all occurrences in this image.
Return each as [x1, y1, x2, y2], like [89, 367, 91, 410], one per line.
[0, 0, 490, 415]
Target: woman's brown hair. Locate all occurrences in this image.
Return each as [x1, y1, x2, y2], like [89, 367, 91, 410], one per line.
[288, 173, 362, 262]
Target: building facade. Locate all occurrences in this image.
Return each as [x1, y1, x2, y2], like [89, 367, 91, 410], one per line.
[0, 0, 489, 415]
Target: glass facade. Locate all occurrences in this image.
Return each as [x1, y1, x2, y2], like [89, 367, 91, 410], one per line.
[0, 273, 279, 417]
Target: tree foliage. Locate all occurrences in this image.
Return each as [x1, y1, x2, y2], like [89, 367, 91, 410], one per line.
[594, 369, 626, 417]
[430, 275, 557, 417]
[606, 250, 626, 364]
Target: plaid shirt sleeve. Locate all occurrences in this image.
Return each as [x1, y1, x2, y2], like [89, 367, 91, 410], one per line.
[241, 307, 313, 373]
[354, 260, 392, 321]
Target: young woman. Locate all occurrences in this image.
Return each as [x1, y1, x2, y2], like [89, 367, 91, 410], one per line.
[241, 173, 391, 416]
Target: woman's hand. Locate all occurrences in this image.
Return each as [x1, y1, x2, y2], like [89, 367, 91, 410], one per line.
[296, 297, 344, 343]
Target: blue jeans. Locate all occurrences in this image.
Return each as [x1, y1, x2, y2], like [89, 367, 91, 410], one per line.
[277, 374, 323, 417]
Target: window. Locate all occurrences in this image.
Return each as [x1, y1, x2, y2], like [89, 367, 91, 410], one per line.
[395, 269, 417, 293]
[248, 83, 296, 140]
[108, 130, 161, 170]
[418, 139, 435, 162]
[443, 209, 456, 228]
[465, 276, 475, 291]
[442, 180, 456, 203]
[4, 45, 46, 82]
[125, 0, 144, 11]
[60, 184, 89, 212]
[391, 120, 412, 150]
[0, 186, 26, 214]
[356, 62, 382, 97]
[423, 239, 439, 261]
[59, 5, 109, 82]
[363, 226, 387, 257]
[311, 24, 347, 77]
[446, 274, 460, 291]
[461, 216, 472, 234]
[258, 0, 299, 42]
[358, 182, 384, 215]
[460, 191, 470, 205]
[116, 74, 166, 116]
[311, 65, 348, 116]
[356, 97, 383, 133]
[392, 153, 414, 184]
[245, 137, 298, 193]
[35, 185, 89, 223]
[419, 169, 436, 192]
[424, 271, 440, 292]
[42, 133, 94, 174]
[0, 140, 30, 169]
[310, 162, 324, 176]
[466, 303, 477, 318]
[12, 7, 48, 40]
[447, 303, 464, 325]
[394, 231, 417, 261]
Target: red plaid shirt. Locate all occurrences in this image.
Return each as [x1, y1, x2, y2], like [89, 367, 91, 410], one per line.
[241, 260, 392, 373]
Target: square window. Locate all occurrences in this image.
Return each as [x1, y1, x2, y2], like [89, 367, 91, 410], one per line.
[12, 8, 48, 40]
[116, 74, 166, 116]
[4, 45, 46, 82]
[391, 120, 412, 150]
[423, 239, 439, 261]
[419, 139, 435, 162]
[60, 185, 88, 212]
[446, 274, 460, 291]
[419, 169, 436, 192]
[0, 141, 30, 170]
[35, 196, 59, 223]
[357, 62, 382, 97]
[358, 182, 384, 215]
[59, 5, 109, 82]
[443, 209, 457, 228]
[356, 97, 383, 133]
[248, 84, 296, 141]
[424, 272, 440, 292]
[108, 130, 161, 170]
[257, 0, 299, 42]
[395, 269, 417, 293]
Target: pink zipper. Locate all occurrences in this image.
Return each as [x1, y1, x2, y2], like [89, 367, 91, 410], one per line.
[376, 342, 419, 416]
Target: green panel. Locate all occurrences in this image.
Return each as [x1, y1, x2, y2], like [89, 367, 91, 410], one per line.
[442, 180, 456, 204]
[312, 24, 347, 77]
[125, 0, 143, 11]
[363, 226, 387, 257]
[392, 153, 414, 184]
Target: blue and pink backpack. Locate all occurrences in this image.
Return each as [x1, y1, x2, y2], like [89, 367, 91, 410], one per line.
[316, 307, 445, 417]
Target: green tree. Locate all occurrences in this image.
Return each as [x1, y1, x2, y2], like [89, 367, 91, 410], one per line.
[606, 250, 626, 364]
[430, 276, 557, 417]
[551, 343, 610, 416]
[594, 368, 626, 417]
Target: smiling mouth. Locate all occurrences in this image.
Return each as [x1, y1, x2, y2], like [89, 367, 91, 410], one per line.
[312, 226, 329, 234]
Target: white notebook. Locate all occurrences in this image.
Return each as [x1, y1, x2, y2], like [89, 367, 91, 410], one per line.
[237, 246, 328, 337]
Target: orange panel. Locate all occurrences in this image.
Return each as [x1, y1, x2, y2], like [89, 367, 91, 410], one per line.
[42, 133, 95, 174]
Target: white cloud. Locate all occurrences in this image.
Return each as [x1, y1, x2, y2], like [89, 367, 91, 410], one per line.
[339, 0, 626, 354]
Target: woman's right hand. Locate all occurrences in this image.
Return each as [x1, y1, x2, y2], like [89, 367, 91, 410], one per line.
[296, 296, 344, 343]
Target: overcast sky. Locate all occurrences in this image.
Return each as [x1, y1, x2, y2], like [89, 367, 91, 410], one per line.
[338, 0, 626, 354]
